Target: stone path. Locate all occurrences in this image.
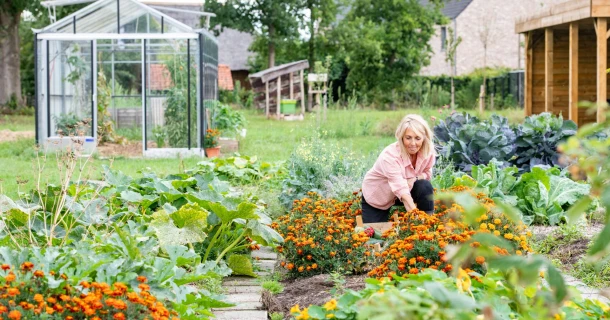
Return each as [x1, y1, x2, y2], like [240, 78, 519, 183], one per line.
[564, 274, 610, 302]
[213, 247, 277, 320]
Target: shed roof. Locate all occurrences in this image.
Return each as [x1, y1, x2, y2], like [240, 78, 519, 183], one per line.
[420, 0, 473, 20]
[249, 60, 309, 83]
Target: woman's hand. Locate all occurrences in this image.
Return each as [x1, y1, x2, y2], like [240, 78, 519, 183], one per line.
[402, 194, 416, 211]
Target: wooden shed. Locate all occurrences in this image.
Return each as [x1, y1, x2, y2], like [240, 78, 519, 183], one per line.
[249, 60, 309, 118]
[516, 0, 610, 125]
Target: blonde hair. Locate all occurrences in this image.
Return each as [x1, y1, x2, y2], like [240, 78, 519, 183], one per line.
[394, 114, 435, 159]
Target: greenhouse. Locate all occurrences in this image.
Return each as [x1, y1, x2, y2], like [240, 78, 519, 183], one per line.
[34, 0, 218, 157]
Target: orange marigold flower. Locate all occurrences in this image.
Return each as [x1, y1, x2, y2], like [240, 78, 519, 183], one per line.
[475, 256, 485, 264]
[33, 270, 44, 278]
[1, 264, 10, 270]
[298, 266, 304, 273]
[138, 284, 151, 292]
[7, 288, 19, 296]
[45, 307, 54, 315]
[113, 312, 126, 320]
[5, 273, 16, 282]
[8, 310, 21, 320]
[137, 276, 148, 283]
[0, 305, 7, 314]
[34, 294, 44, 303]
[20, 262, 34, 272]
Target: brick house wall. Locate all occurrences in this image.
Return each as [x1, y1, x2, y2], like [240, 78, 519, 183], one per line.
[420, 0, 566, 76]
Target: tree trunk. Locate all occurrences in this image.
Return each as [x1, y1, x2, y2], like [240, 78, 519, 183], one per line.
[0, 10, 23, 107]
[268, 25, 276, 68]
[308, 0, 315, 72]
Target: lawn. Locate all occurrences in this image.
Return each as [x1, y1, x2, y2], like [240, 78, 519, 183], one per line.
[0, 107, 525, 198]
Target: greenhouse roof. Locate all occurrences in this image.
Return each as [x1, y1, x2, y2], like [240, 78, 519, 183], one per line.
[39, 0, 195, 35]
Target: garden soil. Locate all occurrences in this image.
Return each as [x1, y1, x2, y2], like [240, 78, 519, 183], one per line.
[263, 274, 367, 318]
[0, 130, 34, 143]
[97, 141, 156, 158]
[531, 222, 604, 267]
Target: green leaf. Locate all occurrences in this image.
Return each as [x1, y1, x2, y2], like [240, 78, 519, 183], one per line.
[226, 254, 257, 277]
[566, 197, 592, 225]
[307, 305, 327, 318]
[207, 202, 258, 224]
[151, 210, 207, 246]
[171, 203, 208, 229]
[120, 190, 143, 203]
[246, 220, 284, 246]
[547, 265, 567, 302]
[588, 223, 610, 257]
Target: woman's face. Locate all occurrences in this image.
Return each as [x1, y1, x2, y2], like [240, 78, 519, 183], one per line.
[402, 127, 424, 155]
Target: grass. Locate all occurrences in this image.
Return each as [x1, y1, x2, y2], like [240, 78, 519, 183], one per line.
[0, 114, 35, 132]
[0, 106, 526, 198]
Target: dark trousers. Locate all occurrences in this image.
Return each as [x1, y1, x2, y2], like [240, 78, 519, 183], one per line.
[361, 179, 434, 223]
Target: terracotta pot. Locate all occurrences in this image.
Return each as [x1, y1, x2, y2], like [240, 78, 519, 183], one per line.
[205, 146, 221, 158]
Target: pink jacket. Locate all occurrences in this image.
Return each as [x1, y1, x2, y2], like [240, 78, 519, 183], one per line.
[362, 142, 435, 210]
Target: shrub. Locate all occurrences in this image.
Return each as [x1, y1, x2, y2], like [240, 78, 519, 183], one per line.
[272, 192, 374, 277]
[368, 186, 531, 278]
[0, 262, 177, 320]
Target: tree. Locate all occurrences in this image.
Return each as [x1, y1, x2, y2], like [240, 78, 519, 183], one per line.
[304, 0, 337, 72]
[444, 27, 462, 109]
[331, 0, 445, 108]
[205, 0, 303, 68]
[0, 0, 43, 107]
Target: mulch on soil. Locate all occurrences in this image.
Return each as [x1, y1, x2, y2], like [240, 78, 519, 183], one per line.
[531, 222, 604, 268]
[0, 130, 34, 143]
[263, 274, 367, 318]
[97, 141, 156, 158]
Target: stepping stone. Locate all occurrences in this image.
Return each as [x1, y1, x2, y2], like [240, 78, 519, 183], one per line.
[223, 276, 259, 286]
[225, 285, 263, 294]
[254, 260, 276, 271]
[255, 271, 270, 277]
[226, 293, 261, 303]
[222, 301, 263, 310]
[252, 248, 277, 260]
[213, 310, 268, 320]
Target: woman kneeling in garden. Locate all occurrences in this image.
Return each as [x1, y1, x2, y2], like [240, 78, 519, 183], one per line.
[361, 114, 435, 222]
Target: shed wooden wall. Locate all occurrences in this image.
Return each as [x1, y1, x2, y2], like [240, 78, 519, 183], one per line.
[531, 27, 607, 126]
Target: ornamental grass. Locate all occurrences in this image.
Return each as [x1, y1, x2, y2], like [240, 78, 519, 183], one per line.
[271, 192, 374, 277]
[0, 262, 178, 320]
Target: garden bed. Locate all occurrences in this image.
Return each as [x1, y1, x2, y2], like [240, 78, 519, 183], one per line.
[97, 141, 157, 158]
[263, 274, 367, 317]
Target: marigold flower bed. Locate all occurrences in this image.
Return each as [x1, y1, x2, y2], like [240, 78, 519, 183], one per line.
[273, 187, 532, 279]
[369, 186, 532, 278]
[271, 192, 373, 277]
[0, 262, 178, 320]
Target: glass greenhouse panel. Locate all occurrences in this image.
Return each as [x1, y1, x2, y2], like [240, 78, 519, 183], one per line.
[144, 39, 196, 149]
[47, 40, 94, 137]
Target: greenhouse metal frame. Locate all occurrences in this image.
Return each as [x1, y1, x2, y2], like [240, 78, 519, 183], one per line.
[34, 0, 218, 157]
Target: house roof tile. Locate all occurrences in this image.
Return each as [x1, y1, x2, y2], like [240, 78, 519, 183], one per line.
[420, 0, 473, 20]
